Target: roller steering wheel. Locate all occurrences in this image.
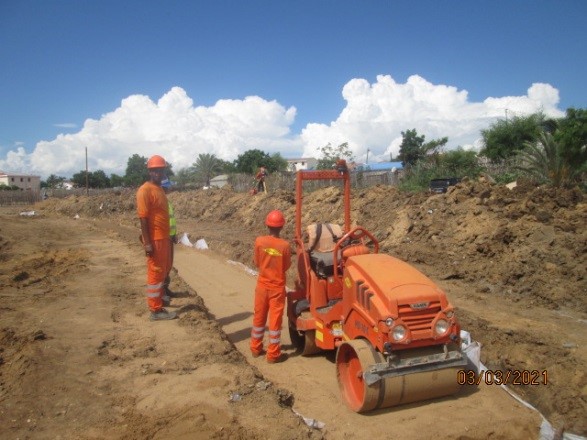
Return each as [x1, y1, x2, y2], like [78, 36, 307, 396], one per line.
[333, 227, 379, 275]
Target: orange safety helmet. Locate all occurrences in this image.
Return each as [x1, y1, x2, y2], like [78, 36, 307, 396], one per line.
[265, 210, 285, 228]
[147, 155, 166, 169]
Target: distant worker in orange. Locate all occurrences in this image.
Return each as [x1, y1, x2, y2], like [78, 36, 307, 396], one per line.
[255, 165, 268, 193]
[136, 155, 176, 321]
[250, 210, 292, 363]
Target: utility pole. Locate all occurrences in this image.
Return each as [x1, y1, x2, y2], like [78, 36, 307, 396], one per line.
[366, 148, 370, 164]
[85, 147, 89, 196]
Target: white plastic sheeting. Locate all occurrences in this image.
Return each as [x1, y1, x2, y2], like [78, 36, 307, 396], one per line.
[461, 330, 584, 440]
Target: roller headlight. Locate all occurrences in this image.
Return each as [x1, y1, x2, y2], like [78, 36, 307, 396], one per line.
[392, 325, 406, 341]
[385, 317, 394, 327]
[435, 319, 450, 336]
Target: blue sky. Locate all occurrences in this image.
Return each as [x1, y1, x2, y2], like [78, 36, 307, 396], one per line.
[1, 0, 585, 178]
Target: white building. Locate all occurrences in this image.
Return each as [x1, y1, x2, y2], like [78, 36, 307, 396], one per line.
[0, 171, 41, 191]
[286, 158, 317, 172]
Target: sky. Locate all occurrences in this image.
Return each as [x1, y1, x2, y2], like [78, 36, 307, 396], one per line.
[1, 0, 585, 179]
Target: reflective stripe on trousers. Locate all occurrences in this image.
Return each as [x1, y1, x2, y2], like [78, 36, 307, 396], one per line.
[249, 285, 285, 360]
[251, 325, 265, 341]
[145, 238, 170, 312]
[269, 329, 281, 345]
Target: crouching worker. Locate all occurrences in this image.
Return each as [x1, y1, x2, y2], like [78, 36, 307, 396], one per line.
[250, 210, 291, 363]
[136, 155, 177, 321]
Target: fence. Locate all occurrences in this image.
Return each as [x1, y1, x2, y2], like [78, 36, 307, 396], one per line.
[224, 170, 401, 193]
[0, 190, 42, 206]
[0, 170, 403, 206]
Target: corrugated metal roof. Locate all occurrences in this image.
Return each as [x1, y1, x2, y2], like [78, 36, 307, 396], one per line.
[357, 161, 403, 171]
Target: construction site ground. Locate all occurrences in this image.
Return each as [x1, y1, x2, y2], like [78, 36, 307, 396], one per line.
[0, 177, 585, 439]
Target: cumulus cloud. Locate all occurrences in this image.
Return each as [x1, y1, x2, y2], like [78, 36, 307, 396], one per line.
[0, 76, 565, 178]
[2, 87, 297, 178]
[300, 75, 565, 163]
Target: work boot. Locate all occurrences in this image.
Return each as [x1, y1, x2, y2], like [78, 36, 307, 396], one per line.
[162, 295, 171, 307]
[149, 308, 177, 321]
[267, 353, 288, 364]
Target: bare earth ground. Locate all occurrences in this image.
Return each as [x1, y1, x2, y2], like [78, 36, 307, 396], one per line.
[1, 177, 585, 439]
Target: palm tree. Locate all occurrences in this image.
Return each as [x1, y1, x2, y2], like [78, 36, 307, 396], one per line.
[193, 153, 223, 187]
[517, 131, 575, 187]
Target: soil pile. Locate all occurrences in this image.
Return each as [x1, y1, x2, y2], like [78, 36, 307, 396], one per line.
[32, 177, 587, 435]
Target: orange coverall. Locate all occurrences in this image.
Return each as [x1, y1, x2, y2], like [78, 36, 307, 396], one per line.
[250, 235, 292, 361]
[136, 181, 170, 312]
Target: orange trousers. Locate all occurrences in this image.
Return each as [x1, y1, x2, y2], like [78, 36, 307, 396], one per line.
[145, 238, 170, 312]
[250, 285, 285, 361]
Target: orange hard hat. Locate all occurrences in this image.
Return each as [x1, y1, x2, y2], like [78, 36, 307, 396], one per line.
[265, 210, 285, 228]
[147, 155, 166, 169]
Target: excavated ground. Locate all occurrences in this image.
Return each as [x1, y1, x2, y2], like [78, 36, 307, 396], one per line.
[1, 176, 586, 438]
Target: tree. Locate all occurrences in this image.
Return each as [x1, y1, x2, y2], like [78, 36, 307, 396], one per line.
[110, 173, 124, 187]
[218, 159, 236, 174]
[71, 170, 110, 188]
[438, 148, 482, 176]
[123, 154, 174, 187]
[398, 129, 448, 167]
[90, 170, 110, 188]
[517, 130, 581, 187]
[193, 153, 223, 187]
[174, 167, 197, 186]
[555, 108, 587, 171]
[316, 142, 354, 170]
[234, 149, 271, 174]
[44, 174, 66, 189]
[479, 113, 545, 161]
[266, 153, 289, 173]
[124, 154, 148, 187]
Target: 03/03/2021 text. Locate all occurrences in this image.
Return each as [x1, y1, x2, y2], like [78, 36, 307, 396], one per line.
[457, 369, 548, 386]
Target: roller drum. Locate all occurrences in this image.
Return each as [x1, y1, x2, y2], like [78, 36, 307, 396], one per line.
[336, 339, 462, 412]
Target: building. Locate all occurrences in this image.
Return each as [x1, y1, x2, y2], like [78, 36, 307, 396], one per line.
[354, 161, 404, 186]
[209, 174, 229, 188]
[355, 161, 404, 172]
[286, 158, 318, 172]
[0, 171, 41, 191]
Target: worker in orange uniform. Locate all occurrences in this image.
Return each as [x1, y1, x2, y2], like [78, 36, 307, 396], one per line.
[250, 210, 292, 363]
[136, 155, 177, 321]
[255, 165, 267, 193]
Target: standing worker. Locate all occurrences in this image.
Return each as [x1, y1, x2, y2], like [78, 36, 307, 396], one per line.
[161, 177, 176, 305]
[255, 165, 268, 193]
[250, 210, 292, 363]
[136, 155, 177, 321]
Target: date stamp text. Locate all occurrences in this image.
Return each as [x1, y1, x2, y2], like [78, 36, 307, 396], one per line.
[457, 369, 548, 386]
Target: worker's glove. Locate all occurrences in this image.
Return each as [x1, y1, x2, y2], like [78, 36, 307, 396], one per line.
[144, 243, 153, 256]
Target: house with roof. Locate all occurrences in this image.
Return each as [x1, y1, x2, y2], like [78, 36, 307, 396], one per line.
[0, 170, 41, 191]
[286, 158, 318, 172]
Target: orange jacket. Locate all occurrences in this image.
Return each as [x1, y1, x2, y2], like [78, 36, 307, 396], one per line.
[136, 181, 170, 241]
[254, 235, 291, 290]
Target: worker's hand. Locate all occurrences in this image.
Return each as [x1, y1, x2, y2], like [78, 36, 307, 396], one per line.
[144, 243, 153, 257]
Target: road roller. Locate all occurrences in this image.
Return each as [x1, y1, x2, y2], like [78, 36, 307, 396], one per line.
[287, 160, 467, 412]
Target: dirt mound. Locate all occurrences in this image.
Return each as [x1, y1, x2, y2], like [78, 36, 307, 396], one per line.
[29, 178, 587, 435]
[0, 211, 322, 440]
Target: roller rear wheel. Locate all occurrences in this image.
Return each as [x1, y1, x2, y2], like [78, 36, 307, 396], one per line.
[288, 312, 321, 356]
